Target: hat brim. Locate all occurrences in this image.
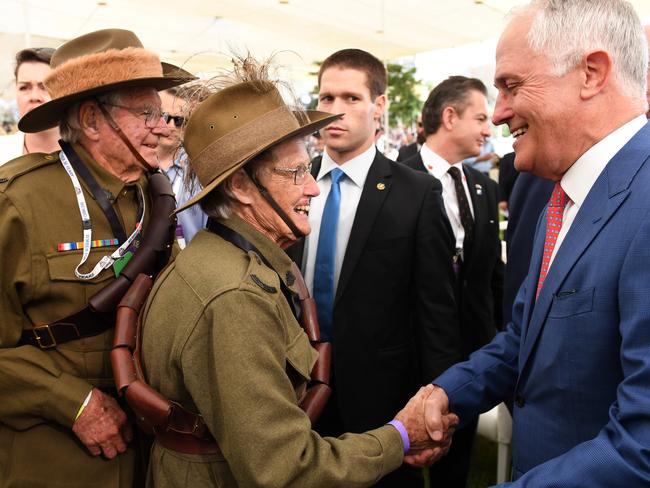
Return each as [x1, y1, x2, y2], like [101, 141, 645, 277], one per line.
[19, 74, 195, 133]
[174, 110, 342, 214]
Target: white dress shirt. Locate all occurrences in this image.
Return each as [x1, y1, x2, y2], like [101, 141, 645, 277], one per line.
[550, 114, 647, 267]
[420, 143, 474, 253]
[303, 145, 376, 295]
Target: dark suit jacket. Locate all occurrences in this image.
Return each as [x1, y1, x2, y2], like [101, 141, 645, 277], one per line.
[396, 142, 418, 162]
[287, 150, 461, 432]
[503, 172, 554, 325]
[404, 152, 504, 357]
[498, 151, 519, 205]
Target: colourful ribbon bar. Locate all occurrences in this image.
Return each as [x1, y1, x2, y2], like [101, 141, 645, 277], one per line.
[57, 238, 119, 252]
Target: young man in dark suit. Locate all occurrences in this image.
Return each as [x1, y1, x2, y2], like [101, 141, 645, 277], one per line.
[404, 76, 504, 487]
[288, 49, 461, 487]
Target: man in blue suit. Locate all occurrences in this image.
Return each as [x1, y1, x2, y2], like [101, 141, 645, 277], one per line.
[422, 0, 650, 484]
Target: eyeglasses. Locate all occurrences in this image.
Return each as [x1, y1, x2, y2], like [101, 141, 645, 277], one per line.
[272, 163, 313, 185]
[98, 102, 167, 128]
[162, 113, 186, 128]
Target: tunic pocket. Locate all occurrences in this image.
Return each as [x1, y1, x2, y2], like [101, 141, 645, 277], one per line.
[46, 249, 117, 283]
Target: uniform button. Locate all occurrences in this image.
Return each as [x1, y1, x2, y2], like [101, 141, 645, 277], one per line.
[515, 395, 525, 408]
[44, 155, 54, 160]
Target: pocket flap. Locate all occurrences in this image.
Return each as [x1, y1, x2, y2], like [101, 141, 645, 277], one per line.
[46, 250, 116, 283]
[285, 331, 317, 381]
[548, 287, 594, 318]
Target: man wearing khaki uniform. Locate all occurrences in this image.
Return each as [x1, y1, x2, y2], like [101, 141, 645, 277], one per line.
[0, 29, 190, 487]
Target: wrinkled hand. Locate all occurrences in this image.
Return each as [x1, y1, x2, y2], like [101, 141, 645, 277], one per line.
[402, 385, 458, 468]
[394, 384, 436, 450]
[72, 388, 133, 459]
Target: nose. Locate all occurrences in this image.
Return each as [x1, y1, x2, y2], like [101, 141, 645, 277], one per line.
[492, 92, 513, 126]
[30, 87, 45, 103]
[151, 115, 171, 136]
[304, 172, 320, 198]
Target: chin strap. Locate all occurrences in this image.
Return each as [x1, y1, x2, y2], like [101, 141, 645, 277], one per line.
[244, 166, 305, 240]
[95, 99, 155, 174]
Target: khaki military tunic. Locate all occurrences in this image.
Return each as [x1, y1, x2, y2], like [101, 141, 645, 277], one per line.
[142, 216, 403, 488]
[0, 144, 150, 487]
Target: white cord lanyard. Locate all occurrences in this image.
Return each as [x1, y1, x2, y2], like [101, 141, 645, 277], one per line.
[59, 150, 145, 280]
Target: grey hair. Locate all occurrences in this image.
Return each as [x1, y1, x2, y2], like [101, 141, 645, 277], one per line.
[199, 148, 276, 220]
[521, 0, 647, 101]
[59, 91, 125, 143]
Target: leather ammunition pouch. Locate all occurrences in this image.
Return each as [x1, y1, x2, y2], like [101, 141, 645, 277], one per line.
[111, 262, 332, 455]
[19, 171, 176, 349]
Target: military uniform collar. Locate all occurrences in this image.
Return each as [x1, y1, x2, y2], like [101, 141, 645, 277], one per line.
[218, 215, 299, 295]
[70, 143, 146, 198]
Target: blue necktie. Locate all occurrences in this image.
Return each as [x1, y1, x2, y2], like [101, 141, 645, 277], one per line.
[313, 168, 345, 341]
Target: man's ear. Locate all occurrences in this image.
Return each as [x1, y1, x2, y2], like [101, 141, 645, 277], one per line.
[441, 105, 457, 131]
[373, 93, 387, 120]
[78, 101, 101, 141]
[580, 50, 612, 100]
[228, 168, 256, 205]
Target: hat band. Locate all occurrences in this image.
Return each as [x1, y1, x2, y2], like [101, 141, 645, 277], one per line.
[45, 47, 163, 100]
[192, 105, 301, 187]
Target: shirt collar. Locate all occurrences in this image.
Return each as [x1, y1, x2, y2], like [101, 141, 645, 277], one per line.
[561, 114, 646, 207]
[318, 145, 376, 188]
[420, 143, 463, 179]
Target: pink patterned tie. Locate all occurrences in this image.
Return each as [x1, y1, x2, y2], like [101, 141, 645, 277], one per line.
[536, 182, 569, 298]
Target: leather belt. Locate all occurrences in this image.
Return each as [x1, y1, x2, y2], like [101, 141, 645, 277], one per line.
[19, 308, 114, 349]
[155, 428, 222, 455]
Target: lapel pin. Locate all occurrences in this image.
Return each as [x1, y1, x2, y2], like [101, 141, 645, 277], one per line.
[475, 183, 483, 195]
[376, 183, 386, 191]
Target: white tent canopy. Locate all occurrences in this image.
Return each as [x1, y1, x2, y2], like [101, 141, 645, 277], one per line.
[2, 0, 650, 95]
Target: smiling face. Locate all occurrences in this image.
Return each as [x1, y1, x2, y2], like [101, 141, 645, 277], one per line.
[317, 67, 385, 164]
[493, 13, 584, 180]
[248, 138, 319, 248]
[450, 90, 491, 161]
[15, 61, 52, 118]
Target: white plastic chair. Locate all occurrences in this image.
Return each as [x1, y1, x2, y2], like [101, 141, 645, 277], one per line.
[477, 403, 513, 483]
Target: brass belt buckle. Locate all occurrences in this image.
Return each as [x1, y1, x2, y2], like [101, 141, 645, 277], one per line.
[33, 324, 57, 349]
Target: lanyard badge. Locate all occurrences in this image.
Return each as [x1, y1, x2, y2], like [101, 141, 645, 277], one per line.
[59, 149, 145, 280]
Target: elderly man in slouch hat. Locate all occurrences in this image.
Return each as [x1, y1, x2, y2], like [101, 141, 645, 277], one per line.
[140, 56, 457, 488]
[0, 29, 191, 487]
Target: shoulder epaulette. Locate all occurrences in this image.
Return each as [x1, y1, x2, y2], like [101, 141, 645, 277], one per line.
[0, 152, 59, 190]
[245, 250, 279, 294]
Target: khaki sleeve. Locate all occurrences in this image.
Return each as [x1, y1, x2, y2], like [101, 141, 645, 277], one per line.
[0, 193, 91, 429]
[180, 288, 403, 488]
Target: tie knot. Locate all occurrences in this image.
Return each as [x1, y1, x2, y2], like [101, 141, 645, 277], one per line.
[448, 166, 462, 180]
[550, 182, 569, 208]
[330, 168, 345, 185]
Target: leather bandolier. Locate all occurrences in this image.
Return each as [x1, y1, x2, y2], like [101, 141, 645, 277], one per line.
[110, 234, 332, 455]
[19, 171, 177, 349]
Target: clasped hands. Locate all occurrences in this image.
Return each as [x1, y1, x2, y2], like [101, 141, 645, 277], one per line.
[394, 384, 457, 468]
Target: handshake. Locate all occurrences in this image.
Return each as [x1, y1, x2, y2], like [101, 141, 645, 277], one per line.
[393, 384, 458, 468]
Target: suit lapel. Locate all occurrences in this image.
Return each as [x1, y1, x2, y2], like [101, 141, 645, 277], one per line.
[334, 153, 392, 304]
[518, 124, 650, 372]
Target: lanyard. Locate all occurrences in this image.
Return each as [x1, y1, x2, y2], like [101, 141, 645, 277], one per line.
[59, 148, 145, 280]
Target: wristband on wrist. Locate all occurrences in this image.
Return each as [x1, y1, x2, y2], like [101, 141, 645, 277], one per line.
[74, 390, 93, 421]
[387, 419, 410, 453]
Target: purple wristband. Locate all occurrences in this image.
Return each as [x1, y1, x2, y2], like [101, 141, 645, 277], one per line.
[387, 419, 410, 453]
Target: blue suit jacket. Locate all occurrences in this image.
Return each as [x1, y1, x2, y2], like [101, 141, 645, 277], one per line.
[435, 122, 650, 486]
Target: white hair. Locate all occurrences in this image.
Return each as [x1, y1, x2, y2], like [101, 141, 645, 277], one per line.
[59, 90, 126, 143]
[520, 0, 647, 101]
